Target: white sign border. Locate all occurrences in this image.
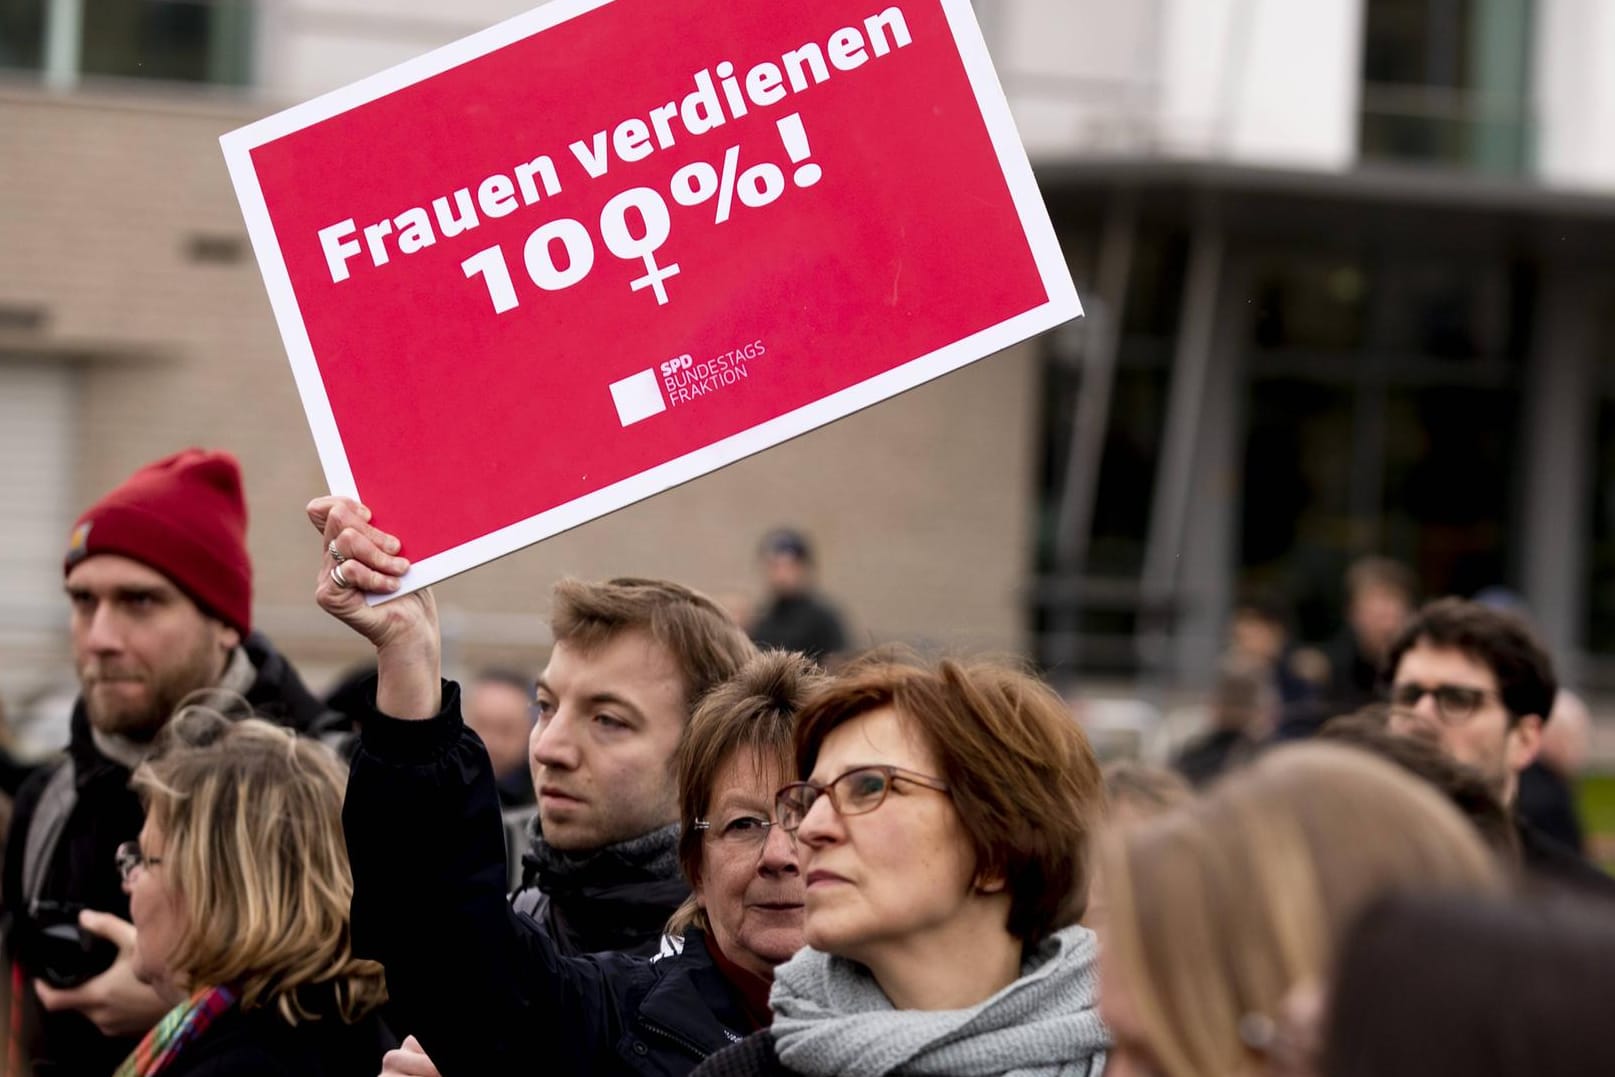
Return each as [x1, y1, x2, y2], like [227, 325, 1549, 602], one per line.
[221, 0, 1081, 601]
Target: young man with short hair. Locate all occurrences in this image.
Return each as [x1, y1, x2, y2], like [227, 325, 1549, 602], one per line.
[509, 577, 758, 956]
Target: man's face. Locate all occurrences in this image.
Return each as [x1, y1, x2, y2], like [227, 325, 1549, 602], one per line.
[66, 555, 238, 740]
[1350, 584, 1411, 660]
[528, 629, 687, 851]
[763, 552, 809, 597]
[1388, 640, 1542, 803]
[464, 680, 535, 781]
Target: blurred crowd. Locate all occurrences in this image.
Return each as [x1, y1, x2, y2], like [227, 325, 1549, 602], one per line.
[0, 447, 1611, 1077]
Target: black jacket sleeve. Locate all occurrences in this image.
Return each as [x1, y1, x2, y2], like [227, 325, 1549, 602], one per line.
[342, 682, 640, 1077]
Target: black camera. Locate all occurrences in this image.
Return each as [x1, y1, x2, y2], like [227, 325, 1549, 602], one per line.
[15, 901, 118, 990]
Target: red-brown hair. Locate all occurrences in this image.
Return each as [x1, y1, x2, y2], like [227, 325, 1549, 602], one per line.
[792, 652, 1105, 943]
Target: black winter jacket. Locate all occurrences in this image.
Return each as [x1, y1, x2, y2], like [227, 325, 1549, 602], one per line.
[159, 1004, 394, 1077]
[344, 683, 763, 1077]
[509, 823, 689, 959]
[691, 1032, 792, 1077]
[1, 633, 335, 1077]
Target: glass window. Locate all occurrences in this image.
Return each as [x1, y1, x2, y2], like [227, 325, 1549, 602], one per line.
[1241, 246, 1526, 645]
[1359, 0, 1533, 174]
[0, 0, 250, 84]
[0, 0, 45, 70]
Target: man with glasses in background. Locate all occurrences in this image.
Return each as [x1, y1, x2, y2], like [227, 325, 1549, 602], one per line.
[1384, 597, 1615, 897]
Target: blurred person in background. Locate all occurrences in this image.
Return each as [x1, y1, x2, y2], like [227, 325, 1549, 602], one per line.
[696, 654, 1110, 1077]
[1323, 891, 1615, 1077]
[1319, 710, 1519, 865]
[1087, 762, 1193, 933]
[1228, 591, 1327, 742]
[1097, 742, 1506, 1077]
[1515, 689, 1591, 854]
[3, 450, 335, 1076]
[1102, 761, 1192, 827]
[1318, 557, 1416, 727]
[1173, 658, 1274, 788]
[1383, 598, 1615, 897]
[117, 711, 391, 1074]
[313, 493, 826, 1077]
[748, 529, 847, 664]
[462, 669, 537, 809]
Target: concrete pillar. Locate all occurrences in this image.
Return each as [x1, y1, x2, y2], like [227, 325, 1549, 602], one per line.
[1534, 0, 1615, 190]
[1519, 271, 1597, 683]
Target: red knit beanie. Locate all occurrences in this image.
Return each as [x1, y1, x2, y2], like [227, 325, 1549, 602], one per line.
[64, 449, 253, 636]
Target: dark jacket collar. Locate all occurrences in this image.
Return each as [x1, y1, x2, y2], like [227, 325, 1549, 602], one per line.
[636, 930, 759, 1058]
[519, 820, 692, 956]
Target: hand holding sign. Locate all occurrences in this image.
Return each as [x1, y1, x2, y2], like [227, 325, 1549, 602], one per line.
[224, 0, 1079, 596]
[309, 496, 442, 719]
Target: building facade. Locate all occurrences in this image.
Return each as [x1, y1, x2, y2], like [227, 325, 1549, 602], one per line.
[3, 0, 1614, 707]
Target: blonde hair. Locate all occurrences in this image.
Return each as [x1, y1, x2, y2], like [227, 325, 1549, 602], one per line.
[1100, 742, 1506, 1077]
[132, 711, 387, 1025]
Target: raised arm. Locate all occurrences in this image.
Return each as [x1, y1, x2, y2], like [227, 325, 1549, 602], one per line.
[308, 496, 439, 718]
[308, 498, 627, 1076]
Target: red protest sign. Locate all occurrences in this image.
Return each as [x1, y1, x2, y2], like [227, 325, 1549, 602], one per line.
[222, 0, 1079, 596]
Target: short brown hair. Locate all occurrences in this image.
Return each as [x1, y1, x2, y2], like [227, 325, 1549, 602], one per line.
[1384, 597, 1558, 724]
[668, 651, 832, 935]
[792, 653, 1105, 943]
[133, 711, 387, 1024]
[548, 577, 757, 711]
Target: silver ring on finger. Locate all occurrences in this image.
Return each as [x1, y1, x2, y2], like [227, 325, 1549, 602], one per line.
[331, 562, 352, 589]
[327, 539, 346, 564]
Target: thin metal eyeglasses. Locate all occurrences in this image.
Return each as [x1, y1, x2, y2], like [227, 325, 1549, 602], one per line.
[1388, 682, 1502, 724]
[115, 841, 162, 882]
[774, 765, 950, 834]
[692, 814, 783, 850]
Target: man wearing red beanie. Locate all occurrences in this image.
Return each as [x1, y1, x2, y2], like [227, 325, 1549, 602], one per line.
[2, 449, 339, 1076]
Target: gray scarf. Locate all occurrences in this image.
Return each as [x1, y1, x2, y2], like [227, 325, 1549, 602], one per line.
[769, 924, 1109, 1077]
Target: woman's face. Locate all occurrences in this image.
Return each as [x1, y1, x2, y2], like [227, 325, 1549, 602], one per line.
[793, 706, 988, 967]
[124, 817, 187, 990]
[693, 749, 805, 980]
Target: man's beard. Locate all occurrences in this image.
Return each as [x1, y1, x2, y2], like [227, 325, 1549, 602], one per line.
[81, 637, 224, 741]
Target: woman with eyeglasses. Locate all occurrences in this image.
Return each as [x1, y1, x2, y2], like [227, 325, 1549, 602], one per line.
[364, 643, 828, 1077]
[114, 710, 392, 1076]
[309, 494, 834, 1077]
[695, 654, 1111, 1077]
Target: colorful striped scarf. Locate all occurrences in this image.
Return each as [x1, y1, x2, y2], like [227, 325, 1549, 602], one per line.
[115, 984, 240, 1077]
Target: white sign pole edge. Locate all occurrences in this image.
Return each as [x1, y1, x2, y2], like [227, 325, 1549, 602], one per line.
[934, 0, 1082, 318]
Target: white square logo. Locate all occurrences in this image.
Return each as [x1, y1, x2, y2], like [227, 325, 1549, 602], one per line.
[609, 369, 666, 427]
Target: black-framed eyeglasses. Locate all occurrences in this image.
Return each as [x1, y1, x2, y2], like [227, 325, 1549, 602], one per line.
[1388, 682, 1501, 723]
[115, 841, 161, 883]
[692, 814, 783, 851]
[775, 765, 949, 834]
